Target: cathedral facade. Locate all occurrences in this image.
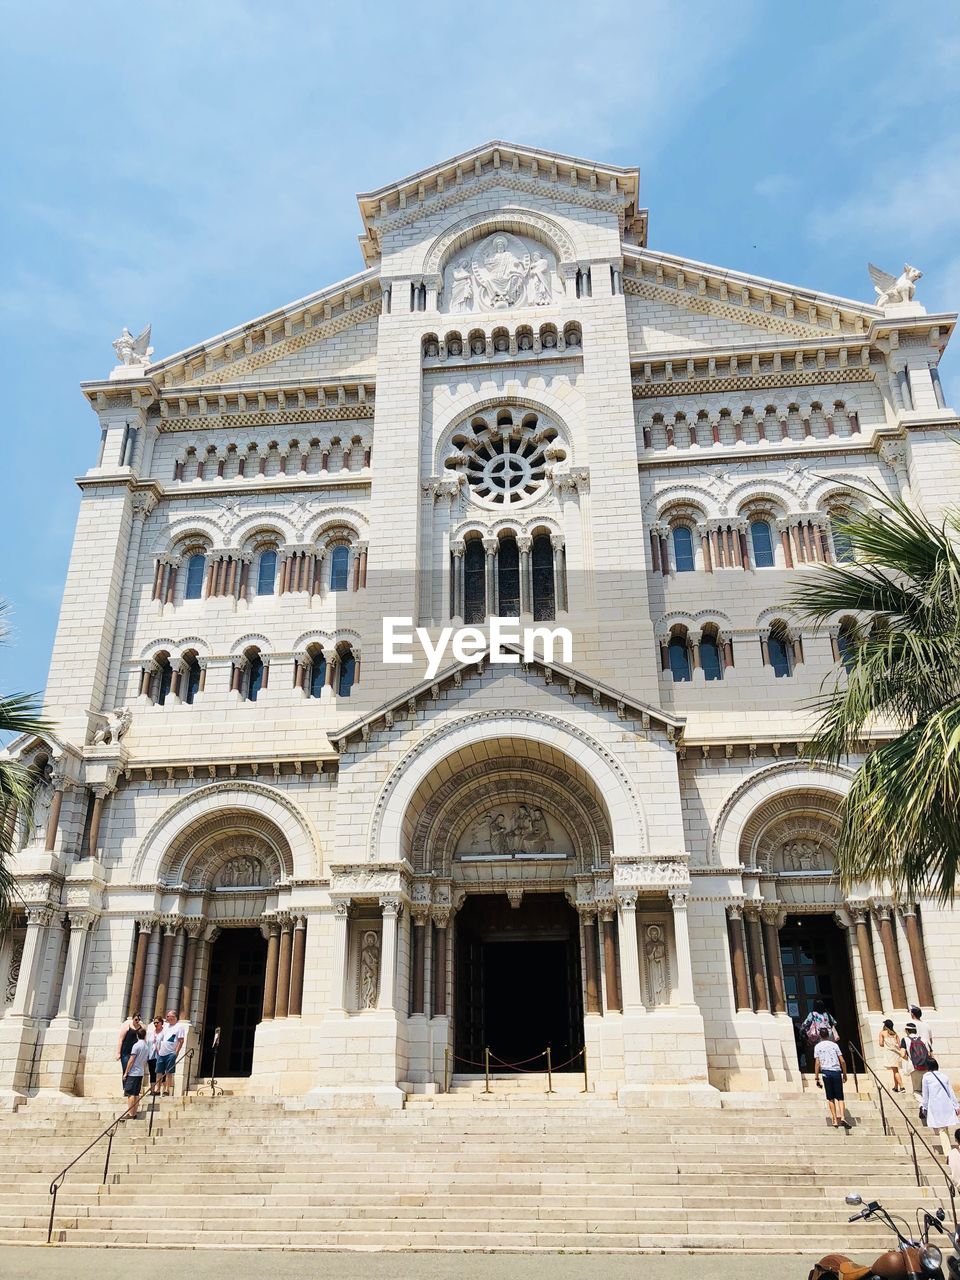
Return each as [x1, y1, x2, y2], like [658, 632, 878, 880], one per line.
[2, 142, 957, 1105]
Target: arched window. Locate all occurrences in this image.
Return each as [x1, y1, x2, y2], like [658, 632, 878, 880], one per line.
[464, 539, 486, 624]
[337, 647, 356, 698]
[497, 536, 520, 617]
[256, 549, 277, 595]
[154, 656, 173, 705]
[767, 633, 792, 678]
[831, 517, 854, 563]
[671, 525, 695, 572]
[837, 621, 858, 673]
[308, 649, 327, 698]
[700, 633, 723, 681]
[245, 651, 265, 702]
[532, 533, 556, 621]
[183, 656, 202, 705]
[750, 520, 775, 568]
[184, 553, 206, 600]
[329, 545, 350, 592]
[668, 635, 692, 682]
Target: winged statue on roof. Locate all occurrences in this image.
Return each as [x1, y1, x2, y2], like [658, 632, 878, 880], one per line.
[112, 324, 154, 367]
[868, 263, 922, 309]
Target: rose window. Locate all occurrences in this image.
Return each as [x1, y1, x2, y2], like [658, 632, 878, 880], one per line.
[446, 409, 565, 509]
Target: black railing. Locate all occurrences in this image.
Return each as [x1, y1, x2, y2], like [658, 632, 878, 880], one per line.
[47, 1045, 196, 1243]
[847, 1040, 959, 1233]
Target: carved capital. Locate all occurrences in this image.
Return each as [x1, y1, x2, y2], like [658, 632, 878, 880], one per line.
[668, 888, 689, 909]
[379, 896, 401, 917]
[616, 891, 638, 911]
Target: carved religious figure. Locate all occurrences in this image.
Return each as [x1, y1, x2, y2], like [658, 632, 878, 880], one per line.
[359, 929, 381, 1009]
[780, 839, 826, 872]
[112, 324, 154, 367]
[448, 232, 554, 312]
[459, 803, 571, 858]
[868, 263, 922, 309]
[92, 707, 132, 746]
[218, 856, 263, 888]
[644, 924, 668, 1004]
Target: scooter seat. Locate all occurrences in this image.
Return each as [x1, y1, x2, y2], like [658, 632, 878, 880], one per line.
[816, 1253, 875, 1280]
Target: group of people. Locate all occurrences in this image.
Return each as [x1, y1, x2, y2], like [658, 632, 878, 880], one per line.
[115, 1010, 188, 1117]
[802, 1000, 960, 1165]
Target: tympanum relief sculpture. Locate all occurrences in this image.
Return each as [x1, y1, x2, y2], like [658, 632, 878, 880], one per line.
[216, 856, 265, 888]
[458, 804, 574, 858]
[446, 233, 556, 312]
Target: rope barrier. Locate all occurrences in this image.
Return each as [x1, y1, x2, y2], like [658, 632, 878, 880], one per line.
[450, 1046, 585, 1072]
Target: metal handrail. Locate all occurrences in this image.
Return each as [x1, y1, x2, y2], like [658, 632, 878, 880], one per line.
[47, 1044, 196, 1243]
[147, 1046, 195, 1138]
[847, 1040, 959, 1233]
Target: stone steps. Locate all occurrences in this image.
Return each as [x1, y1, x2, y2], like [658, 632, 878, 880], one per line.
[2, 1092, 936, 1253]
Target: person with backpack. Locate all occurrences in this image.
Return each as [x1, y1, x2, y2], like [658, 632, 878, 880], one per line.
[903, 1020, 932, 1094]
[910, 1006, 933, 1051]
[800, 1001, 839, 1071]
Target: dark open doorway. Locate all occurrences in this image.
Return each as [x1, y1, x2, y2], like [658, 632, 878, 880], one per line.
[200, 927, 267, 1077]
[779, 913, 861, 1070]
[454, 893, 583, 1071]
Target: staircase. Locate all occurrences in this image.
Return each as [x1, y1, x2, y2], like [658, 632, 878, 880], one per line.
[0, 1083, 940, 1253]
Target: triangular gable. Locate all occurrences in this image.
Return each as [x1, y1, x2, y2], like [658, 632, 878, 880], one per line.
[332, 642, 683, 753]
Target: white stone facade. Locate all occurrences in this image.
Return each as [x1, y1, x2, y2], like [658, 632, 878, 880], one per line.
[3, 141, 958, 1106]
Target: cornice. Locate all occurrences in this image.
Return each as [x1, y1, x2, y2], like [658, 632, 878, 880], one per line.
[149, 475, 371, 499]
[154, 378, 375, 431]
[637, 425, 897, 469]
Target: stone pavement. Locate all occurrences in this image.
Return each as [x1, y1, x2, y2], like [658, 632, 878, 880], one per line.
[3, 1248, 806, 1280]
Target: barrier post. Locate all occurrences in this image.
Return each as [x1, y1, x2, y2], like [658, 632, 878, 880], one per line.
[546, 1045, 554, 1095]
[484, 1046, 490, 1094]
[581, 1044, 589, 1094]
[444, 1046, 450, 1094]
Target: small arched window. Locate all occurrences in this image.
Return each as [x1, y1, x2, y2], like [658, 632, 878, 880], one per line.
[256, 549, 277, 595]
[337, 647, 356, 698]
[184, 553, 206, 600]
[837, 621, 858, 673]
[308, 650, 327, 699]
[750, 520, 775, 568]
[464, 539, 486, 624]
[183, 656, 202, 705]
[700, 633, 723, 682]
[671, 525, 695, 573]
[330, 545, 350, 592]
[532, 534, 556, 621]
[831, 517, 854, 563]
[497, 536, 520, 617]
[154, 656, 173, 705]
[245, 651, 265, 702]
[668, 636, 692, 682]
[767, 633, 792, 678]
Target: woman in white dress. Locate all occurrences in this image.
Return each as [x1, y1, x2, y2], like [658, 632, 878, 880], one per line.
[921, 1057, 960, 1158]
[878, 1018, 907, 1092]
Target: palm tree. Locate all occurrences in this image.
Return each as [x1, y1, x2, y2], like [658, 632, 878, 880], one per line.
[790, 482, 960, 903]
[0, 602, 50, 923]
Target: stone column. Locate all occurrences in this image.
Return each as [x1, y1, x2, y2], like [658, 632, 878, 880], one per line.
[378, 898, 401, 1011]
[580, 909, 601, 1015]
[450, 543, 464, 622]
[600, 908, 622, 1013]
[140, 920, 163, 1023]
[289, 917, 307, 1017]
[616, 893, 643, 1010]
[86, 784, 111, 858]
[875, 904, 908, 1010]
[669, 889, 696, 1005]
[179, 925, 201, 1025]
[900, 906, 935, 1008]
[153, 922, 177, 1018]
[127, 917, 153, 1017]
[275, 918, 294, 1018]
[761, 906, 787, 1014]
[56, 912, 95, 1022]
[727, 906, 751, 1012]
[483, 539, 498, 619]
[261, 920, 280, 1019]
[8, 906, 54, 1018]
[432, 910, 449, 1016]
[329, 902, 350, 1011]
[851, 908, 883, 1012]
[518, 536, 532, 616]
[551, 536, 567, 612]
[168, 926, 187, 1016]
[743, 907, 768, 1013]
[44, 779, 68, 852]
[410, 910, 428, 1015]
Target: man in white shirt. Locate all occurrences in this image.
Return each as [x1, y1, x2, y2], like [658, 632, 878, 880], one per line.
[911, 1006, 933, 1050]
[122, 1028, 150, 1118]
[813, 1027, 850, 1129]
[155, 1009, 188, 1097]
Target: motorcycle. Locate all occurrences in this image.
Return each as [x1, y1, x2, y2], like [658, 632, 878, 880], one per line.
[809, 1194, 960, 1280]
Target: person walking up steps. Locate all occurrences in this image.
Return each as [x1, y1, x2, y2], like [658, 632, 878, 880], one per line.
[801, 1000, 839, 1072]
[921, 1058, 960, 1159]
[121, 1027, 149, 1119]
[879, 1019, 908, 1092]
[814, 1026, 850, 1129]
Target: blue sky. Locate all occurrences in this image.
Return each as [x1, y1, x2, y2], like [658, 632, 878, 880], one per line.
[2, 2, 959, 698]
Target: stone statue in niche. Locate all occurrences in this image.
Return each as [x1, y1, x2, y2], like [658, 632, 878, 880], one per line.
[359, 929, 380, 1009]
[645, 924, 668, 1004]
[779, 840, 827, 872]
[217, 856, 264, 888]
[449, 232, 555, 312]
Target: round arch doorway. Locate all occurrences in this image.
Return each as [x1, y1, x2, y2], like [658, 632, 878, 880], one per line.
[454, 892, 584, 1073]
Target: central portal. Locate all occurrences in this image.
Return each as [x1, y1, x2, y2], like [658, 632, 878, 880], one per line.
[454, 893, 583, 1072]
